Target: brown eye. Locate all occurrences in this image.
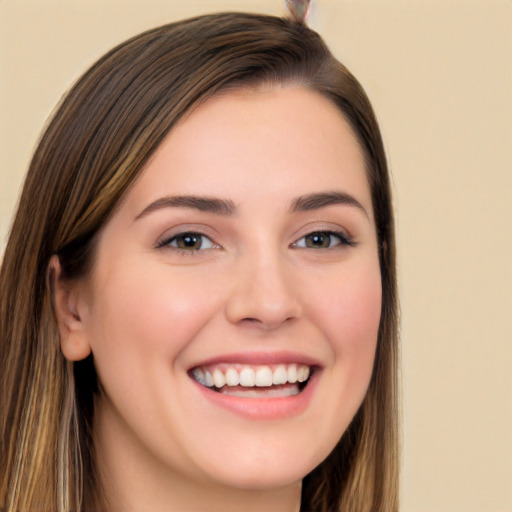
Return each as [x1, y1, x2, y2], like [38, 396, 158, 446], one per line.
[166, 232, 215, 251]
[304, 232, 332, 248]
[294, 231, 353, 249]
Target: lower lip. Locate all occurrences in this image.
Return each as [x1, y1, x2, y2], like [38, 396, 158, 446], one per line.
[190, 372, 319, 420]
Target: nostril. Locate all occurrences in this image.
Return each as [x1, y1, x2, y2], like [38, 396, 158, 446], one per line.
[239, 317, 271, 329]
[238, 315, 297, 332]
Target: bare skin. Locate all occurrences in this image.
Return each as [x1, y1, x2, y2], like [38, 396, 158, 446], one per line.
[54, 86, 381, 511]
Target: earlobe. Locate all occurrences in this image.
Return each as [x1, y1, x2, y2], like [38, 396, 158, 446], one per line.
[49, 255, 92, 361]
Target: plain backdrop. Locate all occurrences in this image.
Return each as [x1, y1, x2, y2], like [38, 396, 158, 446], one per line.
[1, 1, 511, 511]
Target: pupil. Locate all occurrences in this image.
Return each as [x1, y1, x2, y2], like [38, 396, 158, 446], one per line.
[179, 235, 201, 249]
[307, 233, 329, 248]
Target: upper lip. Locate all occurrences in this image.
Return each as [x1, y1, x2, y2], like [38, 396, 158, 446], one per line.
[188, 351, 323, 370]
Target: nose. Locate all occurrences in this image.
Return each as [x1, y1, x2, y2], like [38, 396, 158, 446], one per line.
[225, 249, 303, 331]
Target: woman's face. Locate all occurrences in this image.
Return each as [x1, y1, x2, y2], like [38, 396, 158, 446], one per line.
[71, 87, 381, 492]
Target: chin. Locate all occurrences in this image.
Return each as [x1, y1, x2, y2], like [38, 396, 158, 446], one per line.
[195, 443, 327, 492]
[210, 466, 306, 491]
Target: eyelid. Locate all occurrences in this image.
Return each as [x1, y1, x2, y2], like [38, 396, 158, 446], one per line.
[291, 229, 356, 249]
[156, 229, 220, 251]
[291, 220, 357, 244]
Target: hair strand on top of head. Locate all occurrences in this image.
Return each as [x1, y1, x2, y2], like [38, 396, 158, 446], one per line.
[285, 0, 312, 24]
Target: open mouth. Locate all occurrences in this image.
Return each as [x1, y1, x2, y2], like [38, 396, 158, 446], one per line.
[189, 363, 314, 398]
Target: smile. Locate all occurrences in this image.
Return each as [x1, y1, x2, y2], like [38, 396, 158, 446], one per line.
[190, 364, 313, 398]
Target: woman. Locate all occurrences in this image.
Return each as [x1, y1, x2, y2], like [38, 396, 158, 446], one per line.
[0, 12, 399, 512]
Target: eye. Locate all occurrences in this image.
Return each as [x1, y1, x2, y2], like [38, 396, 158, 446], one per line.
[293, 231, 354, 249]
[160, 232, 216, 251]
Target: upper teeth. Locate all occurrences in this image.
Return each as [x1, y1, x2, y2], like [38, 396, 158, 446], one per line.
[192, 364, 311, 389]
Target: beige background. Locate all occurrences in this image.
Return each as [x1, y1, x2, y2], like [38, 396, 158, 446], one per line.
[1, 1, 511, 510]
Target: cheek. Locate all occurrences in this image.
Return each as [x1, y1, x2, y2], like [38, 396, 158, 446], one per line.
[338, 271, 382, 353]
[312, 261, 382, 394]
[313, 261, 382, 350]
[290, 257, 381, 460]
[85, 263, 221, 377]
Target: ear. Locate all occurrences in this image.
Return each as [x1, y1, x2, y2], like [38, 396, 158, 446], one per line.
[49, 255, 92, 361]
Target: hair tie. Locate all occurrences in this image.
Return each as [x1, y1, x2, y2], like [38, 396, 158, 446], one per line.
[285, 0, 312, 23]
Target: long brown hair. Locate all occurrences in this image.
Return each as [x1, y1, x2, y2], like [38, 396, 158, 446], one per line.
[0, 13, 399, 511]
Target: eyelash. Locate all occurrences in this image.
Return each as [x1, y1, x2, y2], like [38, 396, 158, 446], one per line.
[157, 231, 217, 254]
[157, 230, 356, 254]
[292, 230, 356, 250]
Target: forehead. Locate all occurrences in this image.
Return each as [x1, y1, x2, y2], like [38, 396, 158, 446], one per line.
[123, 86, 372, 219]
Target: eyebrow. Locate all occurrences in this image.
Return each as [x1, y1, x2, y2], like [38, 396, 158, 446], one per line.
[135, 195, 237, 220]
[135, 190, 368, 221]
[290, 191, 369, 218]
